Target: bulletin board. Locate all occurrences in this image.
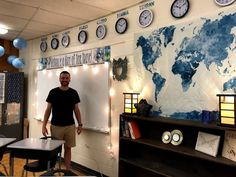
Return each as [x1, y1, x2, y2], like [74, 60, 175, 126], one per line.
[36, 64, 110, 133]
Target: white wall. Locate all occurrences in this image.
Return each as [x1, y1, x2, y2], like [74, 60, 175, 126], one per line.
[20, 0, 236, 176]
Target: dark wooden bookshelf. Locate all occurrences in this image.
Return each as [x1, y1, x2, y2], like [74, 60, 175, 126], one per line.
[119, 114, 236, 177]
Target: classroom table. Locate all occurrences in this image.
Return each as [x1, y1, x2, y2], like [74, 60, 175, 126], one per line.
[7, 138, 65, 176]
[0, 138, 16, 149]
[0, 138, 16, 176]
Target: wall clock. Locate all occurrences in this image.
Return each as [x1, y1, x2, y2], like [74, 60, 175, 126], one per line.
[78, 30, 88, 44]
[138, 9, 154, 28]
[40, 41, 47, 52]
[115, 17, 128, 34]
[170, 0, 190, 18]
[96, 24, 106, 40]
[61, 35, 70, 48]
[214, 0, 236, 6]
[51, 38, 59, 50]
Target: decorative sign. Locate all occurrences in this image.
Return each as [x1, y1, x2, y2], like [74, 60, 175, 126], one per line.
[0, 73, 5, 103]
[97, 18, 107, 25]
[195, 131, 220, 157]
[222, 131, 236, 162]
[37, 46, 110, 70]
[79, 25, 88, 30]
[139, 0, 155, 10]
[117, 10, 129, 18]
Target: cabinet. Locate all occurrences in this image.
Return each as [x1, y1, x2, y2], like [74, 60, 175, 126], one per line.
[119, 114, 236, 177]
[0, 72, 24, 140]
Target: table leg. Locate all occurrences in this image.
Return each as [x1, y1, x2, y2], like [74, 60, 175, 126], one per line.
[9, 153, 14, 176]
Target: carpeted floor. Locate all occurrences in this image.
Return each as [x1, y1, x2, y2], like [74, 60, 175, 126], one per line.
[0, 153, 86, 176]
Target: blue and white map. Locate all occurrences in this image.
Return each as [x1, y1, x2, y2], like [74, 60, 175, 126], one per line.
[135, 9, 236, 121]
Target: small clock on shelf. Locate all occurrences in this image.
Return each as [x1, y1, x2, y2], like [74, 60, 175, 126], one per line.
[78, 30, 88, 44]
[115, 17, 128, 34]
[214, 0, 236, 6]
[61, 35, 70, 48]
[51, 38, 59, 50]
[40, 41, 47, 52]
[96, 24, 107, 40]
[138, 9, 154, 28]
[170, 0, 190, 18]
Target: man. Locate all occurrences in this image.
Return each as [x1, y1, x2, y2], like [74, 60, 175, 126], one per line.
[42, 70, 82, 170]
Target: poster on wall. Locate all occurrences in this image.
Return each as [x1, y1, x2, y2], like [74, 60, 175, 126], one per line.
[134, 7, 236, 121]
[0, 73, 5, 104]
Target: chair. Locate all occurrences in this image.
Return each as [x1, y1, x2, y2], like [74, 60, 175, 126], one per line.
[21, 136, 62, 177]
[0, 134, 8, 176]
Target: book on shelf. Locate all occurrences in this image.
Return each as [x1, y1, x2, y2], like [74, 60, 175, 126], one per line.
[120, 117, 130, 138]
[222, 130, 236, 162]
[128, 121, 141, 139]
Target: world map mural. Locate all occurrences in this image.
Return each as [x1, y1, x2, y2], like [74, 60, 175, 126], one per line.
[134, 9, 236, 122]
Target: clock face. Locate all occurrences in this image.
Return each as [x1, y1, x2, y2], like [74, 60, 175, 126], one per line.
[115, 18, 128, 34]
[138, 9, 154, 28]
[40, 41, 47, 52]
[78, 30, 88, 44]
[96, 25, 106, 39]
[214, 0, 236, 6]
[51, 38, 59, 50]
[61, 35, 70, 48]
[171, 0, 190, 18]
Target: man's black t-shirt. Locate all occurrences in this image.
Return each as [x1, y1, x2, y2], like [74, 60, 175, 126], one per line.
[46, 87, 80, 126]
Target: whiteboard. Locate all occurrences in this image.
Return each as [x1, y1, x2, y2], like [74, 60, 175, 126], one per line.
[36, 64, 110, 133]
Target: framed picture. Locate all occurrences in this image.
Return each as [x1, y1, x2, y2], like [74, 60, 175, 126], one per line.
[222, 131, 236, 162]
[195, 131, 220, 157]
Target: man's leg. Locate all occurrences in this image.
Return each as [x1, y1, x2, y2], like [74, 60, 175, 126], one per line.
[64, 146, 72, 170]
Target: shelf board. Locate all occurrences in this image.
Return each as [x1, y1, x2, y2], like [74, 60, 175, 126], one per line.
[120, 157, 200, 177]
[121, 114, 236, 131]
[120, 137, 236, 167]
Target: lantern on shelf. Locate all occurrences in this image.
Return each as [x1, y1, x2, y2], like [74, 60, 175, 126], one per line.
[217, 94, 236, 127]
[123, 93, 139, 114]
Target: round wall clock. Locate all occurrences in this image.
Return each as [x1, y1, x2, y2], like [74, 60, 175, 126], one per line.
[214, 0, 236, 6]
[40, 41, 47, 52]
[138, 9, 154, 28]
[96, 24, 106, 40]
[170, 0, 190, 18]
[115, 17, 128, 34]
[51, 38, 59, 50]
[61, 35, 70, 48]
[78, 30, 88, 44]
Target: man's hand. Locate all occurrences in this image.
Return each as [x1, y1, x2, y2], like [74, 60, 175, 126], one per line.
[76, 126, 82, 135]
[42, 126, 48, 136]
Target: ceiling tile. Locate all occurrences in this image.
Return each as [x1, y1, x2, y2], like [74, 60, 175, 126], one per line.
[74, 0, 143, 11]
[39, 0, 111, 21]
[33, 9, 85, 27]
[25, 21, 65, 34]
[0, 14, 27, 31]
[4, 0, 44, 8]
[0, 0, 37, 19]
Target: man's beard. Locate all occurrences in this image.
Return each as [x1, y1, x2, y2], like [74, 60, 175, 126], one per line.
[61, 81, 69, 86]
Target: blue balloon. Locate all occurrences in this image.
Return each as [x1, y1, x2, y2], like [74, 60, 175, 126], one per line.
[0, 46, 5, 57]
[12, 58, 25, 69]
[13, 38, 27, 49]
[7, 55, 17, 64]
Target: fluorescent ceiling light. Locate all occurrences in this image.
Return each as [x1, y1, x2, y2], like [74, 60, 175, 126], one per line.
[0, 28, 8, 34]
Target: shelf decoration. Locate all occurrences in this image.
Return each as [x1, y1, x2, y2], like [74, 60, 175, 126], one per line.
[222, 130, 236, 162]
[112, 57, 128, 81]
[195, 131, 220, 157]
[134, 99, 152, 116]
[217, 94, 236, 127]
[123, 92, 139, 114]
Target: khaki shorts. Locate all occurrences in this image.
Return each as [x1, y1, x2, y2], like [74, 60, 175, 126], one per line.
[50, 124, 76, 148]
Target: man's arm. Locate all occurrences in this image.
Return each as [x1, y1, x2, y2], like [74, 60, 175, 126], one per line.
[42, 102, 52, 136]
[74, 103, 82, 134]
